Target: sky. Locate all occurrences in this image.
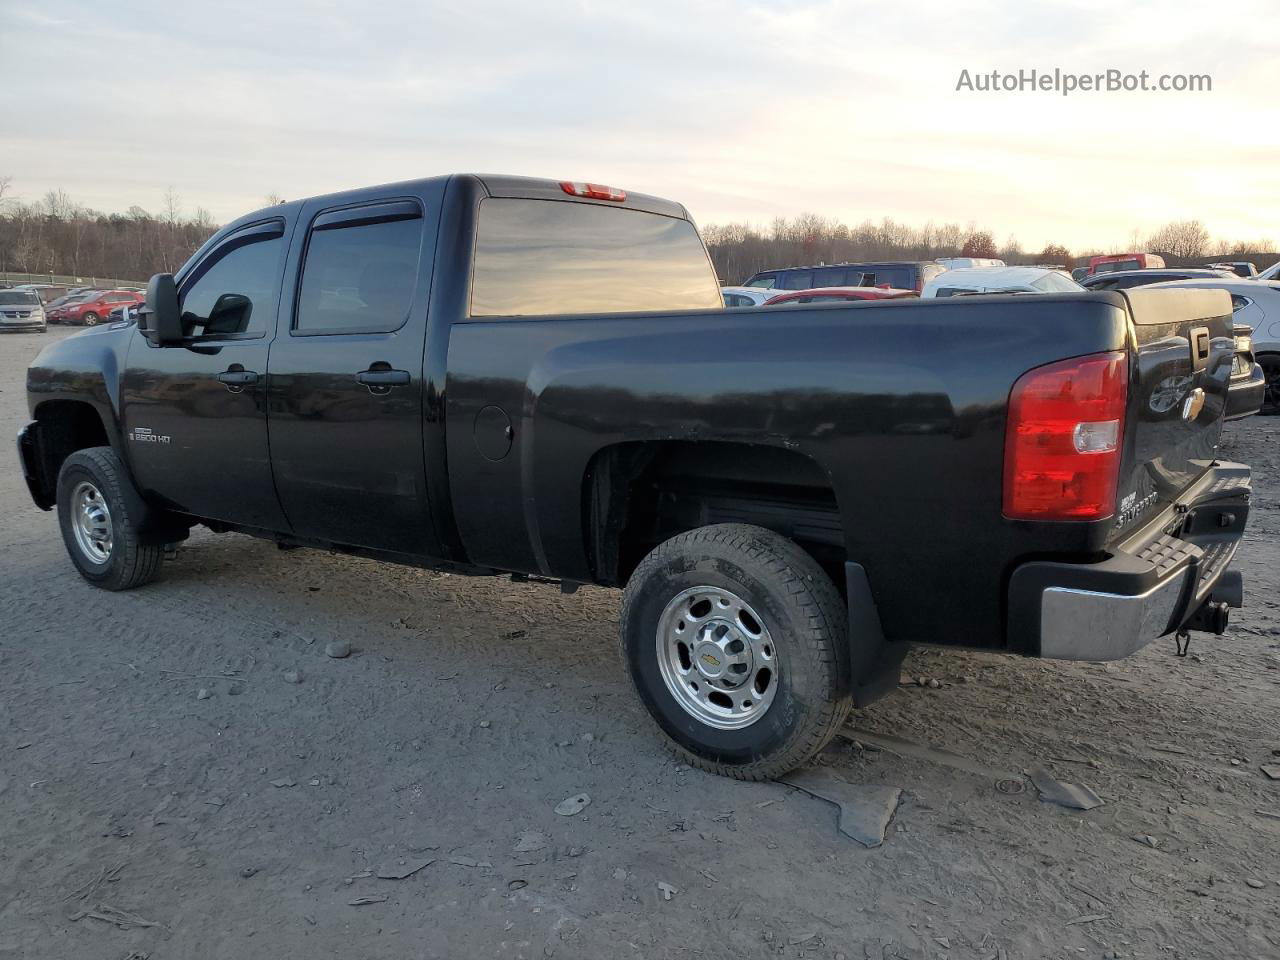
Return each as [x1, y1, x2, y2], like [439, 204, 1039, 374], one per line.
[2, 0, 1276, 252]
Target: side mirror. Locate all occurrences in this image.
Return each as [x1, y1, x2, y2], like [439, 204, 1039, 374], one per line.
[143, 273, 183, 345]
[205, 292, 252, 335]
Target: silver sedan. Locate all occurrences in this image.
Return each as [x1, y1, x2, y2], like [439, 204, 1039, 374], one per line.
[1146, 278, 1280, 414]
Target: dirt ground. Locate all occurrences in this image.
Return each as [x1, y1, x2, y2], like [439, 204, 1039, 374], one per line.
[2, 327, 1278, 960]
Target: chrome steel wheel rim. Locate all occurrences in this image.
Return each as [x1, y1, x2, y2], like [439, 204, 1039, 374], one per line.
[70, 480, 113, 564]
[656, 585, 778, 730]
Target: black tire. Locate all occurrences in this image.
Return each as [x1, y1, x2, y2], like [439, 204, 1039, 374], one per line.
[1259, 354, 1280, 416]
[82, 312, 100, 326]
[620, 524, 850, 780]
[56, 446, 164, 590]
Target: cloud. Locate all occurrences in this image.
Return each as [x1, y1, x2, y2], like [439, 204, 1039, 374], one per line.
[0, 0, 1275, 250]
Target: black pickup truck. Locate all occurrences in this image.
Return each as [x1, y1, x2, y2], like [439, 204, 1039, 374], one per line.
[19, 174, 1251, 779]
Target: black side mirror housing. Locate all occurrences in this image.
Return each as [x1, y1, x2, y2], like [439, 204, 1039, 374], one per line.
[143, 273, 183, 345]
[205, 292, 252, 335]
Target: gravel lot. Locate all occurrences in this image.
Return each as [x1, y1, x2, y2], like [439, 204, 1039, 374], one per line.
[2, 327, 1278, 960]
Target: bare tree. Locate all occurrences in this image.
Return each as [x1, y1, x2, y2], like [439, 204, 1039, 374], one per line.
[264, 192, 285, 206]
[1147, 219, 1211, 259]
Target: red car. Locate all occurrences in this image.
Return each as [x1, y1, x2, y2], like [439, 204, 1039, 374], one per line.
[763, 286, 918, 305]
[48, 289, 144, 326]
[1086, 253, 1166, 277]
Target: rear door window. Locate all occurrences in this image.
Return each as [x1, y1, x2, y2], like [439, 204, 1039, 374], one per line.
[295, 202, 424, 334]
[471, 199, 721, 316]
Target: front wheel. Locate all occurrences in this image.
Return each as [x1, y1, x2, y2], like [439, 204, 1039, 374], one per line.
[56, 447, 164, 590]
[620, 524, 850, 780]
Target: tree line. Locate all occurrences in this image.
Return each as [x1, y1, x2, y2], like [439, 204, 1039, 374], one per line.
[0, 177, 220, 283]
[702, 214, 1277, 284]
[0, 176, 1273, 285]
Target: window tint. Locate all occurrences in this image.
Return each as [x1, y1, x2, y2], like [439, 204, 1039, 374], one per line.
[778, 270, 814, 290]
[179, 228, 284, 337]
[296, 214, 422, 333]
[744, 274, 776, 288]
[1230, 294, 1252, 312]
[933, 287, 966, 298]
[861, 267, 913, 288]
[471, 199, 721, 316]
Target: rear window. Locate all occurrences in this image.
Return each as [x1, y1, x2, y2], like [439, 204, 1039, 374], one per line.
[470, 199, 720, 316]
[1094, 259, 1141, 274]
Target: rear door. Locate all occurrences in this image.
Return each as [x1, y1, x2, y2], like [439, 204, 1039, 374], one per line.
[1110, 287, 1235, 540]
[265, 187, 443, 555]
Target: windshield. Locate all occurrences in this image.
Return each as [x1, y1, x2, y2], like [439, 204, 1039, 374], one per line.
[0, 291, 40, 306]
[1032, 272, 1083, 292]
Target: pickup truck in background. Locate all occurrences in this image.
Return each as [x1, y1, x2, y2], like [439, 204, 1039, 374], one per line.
[19, 174, 1252, 779]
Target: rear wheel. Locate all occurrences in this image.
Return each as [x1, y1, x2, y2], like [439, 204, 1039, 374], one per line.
[81, 312, 100, 326]
[620, 524, 850, 780]
[1260, 354, 1280, 416]
[56, 447, 164, 590]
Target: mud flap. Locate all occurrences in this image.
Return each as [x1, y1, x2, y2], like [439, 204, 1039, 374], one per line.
[845, 562, 909, 707]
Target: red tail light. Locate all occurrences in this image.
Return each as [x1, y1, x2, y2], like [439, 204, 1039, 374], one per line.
[560, 181, 626, 202]
[1003, 351, 1127, 521]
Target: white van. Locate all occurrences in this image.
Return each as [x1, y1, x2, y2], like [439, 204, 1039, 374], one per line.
[936, 257, 1006, 270]
[921, 266, 1083, 298]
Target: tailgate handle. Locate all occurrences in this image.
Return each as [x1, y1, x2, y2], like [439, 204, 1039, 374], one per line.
[1190, 326, 1210, 372]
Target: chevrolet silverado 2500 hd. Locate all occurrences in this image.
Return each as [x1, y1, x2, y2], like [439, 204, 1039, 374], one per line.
[19, 174, 1251, 779]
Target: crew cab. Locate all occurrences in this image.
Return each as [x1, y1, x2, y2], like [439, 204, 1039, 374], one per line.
[18, 174, 1252, 780]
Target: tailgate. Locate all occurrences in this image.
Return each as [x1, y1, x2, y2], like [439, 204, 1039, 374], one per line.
[1110, 288, 1234, 543]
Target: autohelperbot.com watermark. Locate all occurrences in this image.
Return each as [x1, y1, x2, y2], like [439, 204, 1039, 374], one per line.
[955, 68, 1212, 96]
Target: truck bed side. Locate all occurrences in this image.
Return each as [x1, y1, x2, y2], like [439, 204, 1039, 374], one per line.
[444, 294, 1134, 650]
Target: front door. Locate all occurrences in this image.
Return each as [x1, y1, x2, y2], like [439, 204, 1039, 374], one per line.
[265, 192, 441, 556]
[120, 218, 292, 531]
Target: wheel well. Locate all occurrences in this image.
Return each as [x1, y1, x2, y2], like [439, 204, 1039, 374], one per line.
[583, 441, 845, 588]
[33, 401, 111, 502]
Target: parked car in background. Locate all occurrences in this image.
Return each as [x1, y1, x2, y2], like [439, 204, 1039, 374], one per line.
[744, 260, 946, 293]
[1087, 253, 1166, 276]
[936, 257, 1005, 269]
[47, 289, 144, 326]
[13, 283, 70, 304]
[1082, 268, 1233, 291]
[1071, 267, 1089, 282]
[762, 287, 917, 305]
[1208, 262, 1257, 278]
[44, 288, 100, 313]
[922, 266, 1084, 298]
[1226, 323, 1266, 420]
[1254, 261, 1280, 282]
[0, 289, 48, 333]
[107, 301, 143, 323]
[1145, 277, 1280, 415]
[719, 286, 777, 307]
